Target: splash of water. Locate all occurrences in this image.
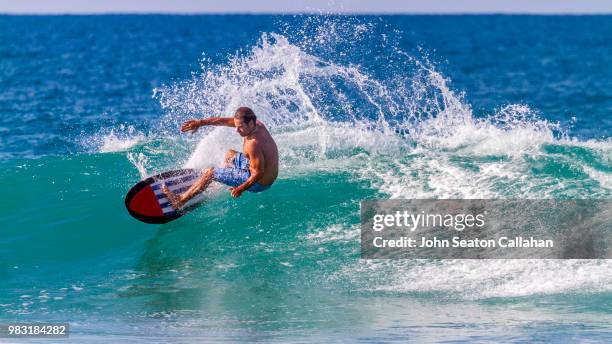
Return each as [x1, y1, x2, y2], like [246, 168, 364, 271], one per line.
[98, 124, 145, 153]
[126, 152, 150, 179]
[152, 21, 610, 198]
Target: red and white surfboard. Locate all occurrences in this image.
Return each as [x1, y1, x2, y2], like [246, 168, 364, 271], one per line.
[125, 169, 205, 224]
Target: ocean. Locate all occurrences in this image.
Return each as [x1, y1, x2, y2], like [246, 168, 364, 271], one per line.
[1, 14, 611, 342]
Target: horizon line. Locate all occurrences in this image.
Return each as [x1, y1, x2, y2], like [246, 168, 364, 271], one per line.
[2, 11, 612, 16]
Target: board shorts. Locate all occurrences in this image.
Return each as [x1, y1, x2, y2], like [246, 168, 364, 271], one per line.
[212, 152, 271, 193]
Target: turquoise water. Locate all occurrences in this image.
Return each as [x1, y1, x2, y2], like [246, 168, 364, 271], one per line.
[1, 15, 611, 342]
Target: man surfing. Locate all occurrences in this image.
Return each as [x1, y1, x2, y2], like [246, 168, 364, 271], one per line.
[162, 107, 278, 209]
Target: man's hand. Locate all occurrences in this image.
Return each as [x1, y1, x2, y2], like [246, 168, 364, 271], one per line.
[229, 186, 245, 198]
[181, 119, 203, 133]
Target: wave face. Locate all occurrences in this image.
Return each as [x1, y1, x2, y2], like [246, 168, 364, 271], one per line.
[1, 15, 611, 342]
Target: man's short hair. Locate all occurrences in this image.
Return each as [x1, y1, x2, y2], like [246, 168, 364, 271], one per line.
[234, 107, 257, 125]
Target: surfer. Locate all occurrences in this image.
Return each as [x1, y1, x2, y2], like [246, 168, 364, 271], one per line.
[162, 107, 279, 209]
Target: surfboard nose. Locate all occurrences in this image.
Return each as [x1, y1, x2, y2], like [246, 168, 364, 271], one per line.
[127, 184, 164, 217]
[125, 169, 201, 224]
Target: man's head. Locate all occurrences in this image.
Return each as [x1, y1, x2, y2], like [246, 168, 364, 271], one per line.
[234, 107, 257, 137]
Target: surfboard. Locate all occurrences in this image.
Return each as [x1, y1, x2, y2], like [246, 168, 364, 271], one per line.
[125, 169, 205, 224]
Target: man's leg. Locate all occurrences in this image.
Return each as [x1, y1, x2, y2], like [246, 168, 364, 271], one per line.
[163, 167, 214, 209]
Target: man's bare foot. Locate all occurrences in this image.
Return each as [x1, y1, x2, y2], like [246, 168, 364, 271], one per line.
[162, 184, 183, 209]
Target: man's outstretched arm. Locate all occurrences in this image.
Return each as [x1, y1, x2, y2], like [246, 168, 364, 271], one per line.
[181, 117, 235, 133]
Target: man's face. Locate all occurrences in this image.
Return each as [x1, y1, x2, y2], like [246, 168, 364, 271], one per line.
[234, 118, 254, 137]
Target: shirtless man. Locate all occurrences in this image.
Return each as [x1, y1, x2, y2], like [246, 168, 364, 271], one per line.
[162, 107, 278, 209]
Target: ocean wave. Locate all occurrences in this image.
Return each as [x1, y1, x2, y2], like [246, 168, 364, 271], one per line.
[90, 18, 612, 303]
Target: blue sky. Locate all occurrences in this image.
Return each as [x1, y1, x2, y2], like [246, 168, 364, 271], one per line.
[1, 0, 611, 14]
